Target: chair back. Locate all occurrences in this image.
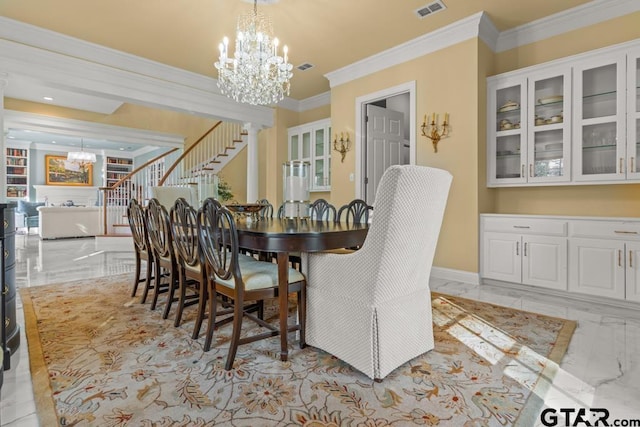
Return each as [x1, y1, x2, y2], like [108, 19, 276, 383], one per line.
[276, 203, 284, 219]
[151, 186, 199, 210]
[127, 198, 151, 253]
[310, 198, 336, 221]
[357, 165, 452, 298]
[337, 199, 372, 224]
[256, 199, 273, 219]
[170, 198, 201, 269]
[146, 198, 175, 260]
[198, 198, 240, 283]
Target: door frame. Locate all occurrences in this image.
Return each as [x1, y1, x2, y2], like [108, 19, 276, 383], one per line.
[354, 81, 416, 199]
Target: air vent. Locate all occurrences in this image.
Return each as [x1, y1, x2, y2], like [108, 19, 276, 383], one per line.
[296, 63, 314, 71]
[415, 0, 446, 19]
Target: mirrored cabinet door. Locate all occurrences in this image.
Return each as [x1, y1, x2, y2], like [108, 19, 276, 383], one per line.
[573, 54, 626, 181]
[488, 77, 527, 185]
[527, 69, 571, 183]
[627, 50, 640, 179]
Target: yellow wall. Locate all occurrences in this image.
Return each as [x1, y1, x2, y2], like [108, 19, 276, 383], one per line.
[330, 39, 481, 273]
[490, 13, 640, 218]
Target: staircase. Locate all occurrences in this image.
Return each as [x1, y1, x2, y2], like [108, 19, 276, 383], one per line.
[98, 121, 247, 236]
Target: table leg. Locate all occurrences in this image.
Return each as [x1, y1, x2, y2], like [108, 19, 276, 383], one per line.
[277, 252, 289, 362]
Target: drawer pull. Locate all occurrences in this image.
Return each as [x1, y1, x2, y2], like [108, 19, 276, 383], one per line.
[513, 225, 530, 229]
[614, 230, 638, 235]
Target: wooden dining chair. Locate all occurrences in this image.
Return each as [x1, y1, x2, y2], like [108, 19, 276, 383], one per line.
[303, 165, 452, 380]
[197, 197, 307, 370]
[127, 198, 155, 302]
[310, 198, 336, 221]
[337, 199, 373, 225]
[169, 198, 206, 333]
[146, 198, 179, 319]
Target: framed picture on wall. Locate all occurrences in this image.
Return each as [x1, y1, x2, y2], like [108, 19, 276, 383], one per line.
[45, 155, 93, 186]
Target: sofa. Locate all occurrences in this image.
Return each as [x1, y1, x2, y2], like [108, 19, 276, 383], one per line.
[37, 206, 101, 239]
[16, 200, 46, 233]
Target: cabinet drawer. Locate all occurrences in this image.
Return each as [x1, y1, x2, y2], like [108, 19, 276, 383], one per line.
[570, 221, 640, 240]
[483, 217, 567, 236]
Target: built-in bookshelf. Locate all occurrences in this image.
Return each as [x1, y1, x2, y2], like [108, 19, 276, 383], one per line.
[105, 156, 133, 187]
[5, 147, 29, 199]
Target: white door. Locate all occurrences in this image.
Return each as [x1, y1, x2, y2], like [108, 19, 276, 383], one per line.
[365, 104, 405, 203]
[569, 238, 625, 299]
[482, 232, 522, 283]
[522, 235, 567, 290]
[626, 241, 640, 302]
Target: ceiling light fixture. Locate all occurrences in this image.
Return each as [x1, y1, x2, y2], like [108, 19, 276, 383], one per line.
[67, 138, 96, 168]
[214, 0, 293, 105]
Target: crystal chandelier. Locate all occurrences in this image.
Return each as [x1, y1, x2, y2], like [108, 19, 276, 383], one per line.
[214, 0, 293, 106]
[67, 138, 96, 168]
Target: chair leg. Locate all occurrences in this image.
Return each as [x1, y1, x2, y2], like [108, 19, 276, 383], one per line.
[192, 276, 207, 340]
[131, 252, 142, 297]
[150, 262, 163, 311]
[162, 268, 177, 320]
[225, 296, 244, 370]
[204, 282, 218, 352]
[174, 268, 187, 327]
[140, 258, 153, 304]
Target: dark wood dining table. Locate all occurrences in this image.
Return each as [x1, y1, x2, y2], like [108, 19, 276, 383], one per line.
[234, 217, 369, 361]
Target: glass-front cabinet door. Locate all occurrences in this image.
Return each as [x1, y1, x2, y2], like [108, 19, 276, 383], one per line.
[573, 54, 626, 181]
[488, 76, 527, 185]
[627, 48, 640, 179]
[288, 118, 331, 191]
[527, 68, 571, 183]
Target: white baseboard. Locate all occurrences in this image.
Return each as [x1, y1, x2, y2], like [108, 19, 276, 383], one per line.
[431, 266, 480, 285]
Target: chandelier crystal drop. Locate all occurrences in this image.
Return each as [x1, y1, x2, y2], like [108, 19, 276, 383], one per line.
[214, 0, 293, 106]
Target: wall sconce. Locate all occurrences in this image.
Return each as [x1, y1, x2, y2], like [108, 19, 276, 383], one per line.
[421, 113, 449, 153]
[333, 132, 352, 163]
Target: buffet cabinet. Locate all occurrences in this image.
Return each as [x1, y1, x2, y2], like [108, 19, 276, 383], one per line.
[487, 39, 640, 187]
[481, 214, 640, 304]
[1, 203, 18, 370]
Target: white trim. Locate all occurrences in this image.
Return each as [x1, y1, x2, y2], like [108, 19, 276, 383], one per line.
[495, 0, 640, 53]
[431, 267, 480, 286]
[354, 81, 416, 200]
[4, 111, 184, 148]
[326, 12, 487, 89]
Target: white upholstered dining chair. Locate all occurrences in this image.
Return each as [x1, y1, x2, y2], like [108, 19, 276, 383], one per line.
[302, 165, 452, 380]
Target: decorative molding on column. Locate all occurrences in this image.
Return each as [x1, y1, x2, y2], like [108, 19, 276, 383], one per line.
[244, 123, 262, 203]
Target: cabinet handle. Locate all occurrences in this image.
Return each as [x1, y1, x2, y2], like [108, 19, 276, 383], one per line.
[529, 164, 533, 177]
[516, 241, 519, 256]
[619, 249, 622, 267]
[614, 230, 638, 235]
[620, 158, 624, 174]
[630, 250, 633, 268]
[524, 242, 528, 256]
[513, 225, 530, 229]
[521, 164, 525, 178]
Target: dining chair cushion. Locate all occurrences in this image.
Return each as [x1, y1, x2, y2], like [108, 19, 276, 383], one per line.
[214, 255, 305, 291]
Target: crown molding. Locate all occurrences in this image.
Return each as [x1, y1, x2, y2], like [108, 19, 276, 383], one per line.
[0, 17, 274, 127]
[4, 110, 185, 148]
[325, 12, 487, 89]
[495, 0, 640, 52]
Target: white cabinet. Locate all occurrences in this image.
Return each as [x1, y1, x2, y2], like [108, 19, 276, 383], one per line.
[481, 216, 568, 291]
[482, 214, 640, 305]
[572, 53, 627, 181]
[569, 220, 640, 302]
[487, 38, 640, 187]
[288, 119, 331, 192]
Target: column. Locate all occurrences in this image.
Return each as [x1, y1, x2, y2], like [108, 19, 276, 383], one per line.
[0, 74, 7, 204]
[244, 123, 260, 203]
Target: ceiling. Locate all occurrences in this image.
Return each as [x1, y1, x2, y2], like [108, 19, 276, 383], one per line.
[0, 0, 604, 151]
[6, 129, 143, 153]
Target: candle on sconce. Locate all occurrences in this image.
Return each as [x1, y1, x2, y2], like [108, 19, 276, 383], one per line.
[445, 112, 449, 123]
[432, 112, 436, 123]
[423, 114, 427, 124]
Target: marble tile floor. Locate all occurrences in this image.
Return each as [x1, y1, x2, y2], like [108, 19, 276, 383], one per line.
[1, 233, 640, 426]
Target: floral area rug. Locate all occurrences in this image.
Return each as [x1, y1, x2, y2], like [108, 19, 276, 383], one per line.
[21, 275, 576, 426]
